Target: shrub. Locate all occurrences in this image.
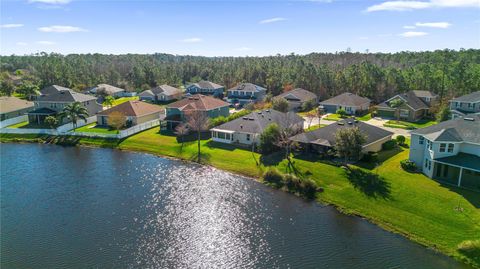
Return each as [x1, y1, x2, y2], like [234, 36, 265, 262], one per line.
[259, 123, 281, 154]
[272, 98, 289, 112]
[301, 99, 317, 112]
[283, 174, 317, 199]
[396, 135, 406, 145]
[457, 240, 480, 263]
[400, 159, 417, 172]
[361, 151, 378, 162]
[263, 168, 283, 186]
[336, 108, 347, 118]
[382, 140, 397, 150]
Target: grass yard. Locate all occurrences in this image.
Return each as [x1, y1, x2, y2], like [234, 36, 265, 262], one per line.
[297, 109, 317, 117]
[6, 121, 30, 128]
[305, 124, 326, 132]
[73, 123, 119, 134]
[357, 113, 372, 121]
[104, 96, 139, 107]
[323, 113, 343, 121]
[385, 119, 437, 129]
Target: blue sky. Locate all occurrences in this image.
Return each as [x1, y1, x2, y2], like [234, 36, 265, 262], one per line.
[1, 0, 479, 56]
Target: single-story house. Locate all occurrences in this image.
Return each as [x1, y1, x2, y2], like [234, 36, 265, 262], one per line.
[211, 109, 304, 146]
[226, 83, 267, 106]
[0, 96, 34, 121]
[319, 92, 370, 115]
[97, 100, 163, 127]
[275, 88, 318, 111]
[186, 81, 225, 97]
[449, 91, 480, 119]
[89, 84, 135, 98]
[163, 94, 230, 129]
[290, 118, 393, 155]
[377, 90, 438, 122]
[139, 85, 183, 102]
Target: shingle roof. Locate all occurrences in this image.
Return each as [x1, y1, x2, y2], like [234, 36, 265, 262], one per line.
[189, 81, 224, 90]
[151, 84, 182, 96]
[320, 92, 370, 107]
[0, 96, 34, 114]
[378, 91, 429, 110]
[40, 85, 73, 95]
[451, 91, 480, 103]
[290, 118, 393, 148]
[98, 100, 163, 117]
[412, 90, 438, 98]
[94, 84, 125, 94]
[411, 114, 480, 144]
[167, 94, 229, 111]
[212, 109, 304, 134]
[277, 88, 317, 102]
[436, 153, 480, 171]
[227, 83, 267, 93]
[37, 89, 97, 103]
[139, 90, 154, 97]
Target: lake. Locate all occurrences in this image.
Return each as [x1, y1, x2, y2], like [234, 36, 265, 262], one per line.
[0, 143, 470, 268]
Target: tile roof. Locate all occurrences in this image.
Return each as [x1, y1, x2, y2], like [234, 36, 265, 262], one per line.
[0, 96, 34, 114]
[227, 83, 267, 93]
[98, 100, 163, 117]
[320, 92, 370, 107]
[290, 118, 393, 148]
[151, 84, 183, 96]
[189, 81, 224, 90]
[451, 91, 480, 103]
[37, 89, 97, 103]
[411, 114, 480, 144]
[277, 88, 317, 102]
[212, 109, 304, 134]
[167, 94, 229, 111]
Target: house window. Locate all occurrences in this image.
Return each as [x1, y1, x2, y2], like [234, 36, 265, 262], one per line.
[447, 144, 454, 153]
[246, 134, 251, 141]
[424, 159, 428, 168]
[439, 143, 446, 152]
[468, 103, 473, 109]
[426, 140, 432, 150]
[218, 132, 225, 139]
[419, 136, 424, 145]
[226, 133, 231, 140]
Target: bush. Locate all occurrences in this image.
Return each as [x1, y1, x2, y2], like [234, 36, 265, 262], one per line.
[361, 151, 378, 162]
[301, 99, 317, 112]
[382, 140, 397, 150]
[396, 135, 406, 145]
[263, 168, 283, 186]
[400, 159, 417, 172]
[336, 108, 347, 118]
[457, 240, 480, 263]
[259, 123, 281, 154]
[283, 174, 317, 199]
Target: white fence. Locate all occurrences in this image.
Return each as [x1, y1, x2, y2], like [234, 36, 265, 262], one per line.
[0, 128, 57, 135]
[0, 115, 28, 128]
[56, 116, 96, 133]
[69, 119, 160, 139]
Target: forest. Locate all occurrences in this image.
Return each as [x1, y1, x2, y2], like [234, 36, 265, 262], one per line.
[1, 49, 479, 103]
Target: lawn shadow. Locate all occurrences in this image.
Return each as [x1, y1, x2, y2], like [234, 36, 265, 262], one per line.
[345, 167, 391, 199]
[260, 151, 284, 166]
[442, 184, 480, 209]
[356, 147, 404, 170]
[204, 140, 237, 151]
[188, 151, 212, 163]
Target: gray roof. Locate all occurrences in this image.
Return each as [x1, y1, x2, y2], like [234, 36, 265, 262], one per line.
[212, 109, 304, 134]
[227, 83, 267, 93]
[189, 81, 224, 90]
[139, 90, 154, 97]
[412, 90, 438, 98]
[151, 85, 182, 96]
[290, 118, 393, 148]
[378, 91, 429, 110]
[411, 115, 480, 144]
[37, 89, 97, 103]
[436, 153, 480, 171]
[451, 91, 480, 103]
[277, 88, 317, 102]
[40, 85, 73, 95]
[320, 92, 370, 107]
[93, 84, 125, 94]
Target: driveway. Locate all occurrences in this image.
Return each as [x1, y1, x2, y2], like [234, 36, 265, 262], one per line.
[366, 117, 411, 138]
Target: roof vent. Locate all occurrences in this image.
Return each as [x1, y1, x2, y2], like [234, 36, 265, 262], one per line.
[240, 125, 243, 129]
[242, 117, 248, 120]
[248, 118, 254, 121]
[337, 122, 345, 125]
[348, 121, 353, 125]
[265, 109, 270, 112]
[464, 117, 475, 121]
[354, 120, 359, 123]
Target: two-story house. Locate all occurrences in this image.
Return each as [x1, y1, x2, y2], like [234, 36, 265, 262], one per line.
[28, 86, 102, 124]
[409, 115, 480, 190]
[186, 81, 225, 97]
[377, 90, 438, 122]
[226, 83, 267, 106]
[449, 91, 480, 119]
[163, 94, 230, 129]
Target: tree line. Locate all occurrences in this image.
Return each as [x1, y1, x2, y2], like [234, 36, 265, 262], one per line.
[1, 49, 479, 102]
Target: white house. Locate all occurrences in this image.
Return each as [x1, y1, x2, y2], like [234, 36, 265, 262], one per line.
[409, 115, 480, 190]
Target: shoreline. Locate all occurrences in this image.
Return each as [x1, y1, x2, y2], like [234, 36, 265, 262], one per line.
[1, 133, 479, 268]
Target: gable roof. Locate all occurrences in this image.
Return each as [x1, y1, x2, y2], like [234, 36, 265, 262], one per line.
[412, 90, 438, 99]
[139, 90, 154, 97]
[188, 81, 224, 90]
[450, 91, 480, 103]
[93, 84, 125, 95]
[0, 96, 34, 114]
[411, 114, 480, 144]
[98, 100, 163, 117]
[290, 118, 393, 147]
[227, 83, 267, 93]
[40, 85, 73, 95]
[277, 88, 317, 102]
[167, 94, 229, 111]
[37, 89, 97, 103]
[320, 92, 370, 107]
[378, 91, 429, 111]
[151, 84, 182, 96]
[212, 109, 304, 134]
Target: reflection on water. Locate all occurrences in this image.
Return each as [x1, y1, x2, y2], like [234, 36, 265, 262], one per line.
[0, 144, 472, 269]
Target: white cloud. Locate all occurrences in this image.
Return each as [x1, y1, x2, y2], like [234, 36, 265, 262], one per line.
[259, 17, 287, 24]
[399, 31, 428, 37]
[38, 25, 87, 33]
[366, 0, 479, 12]
[36, 41, 56, 45]
[359, 36, 369, 40]
[1, 24, 24, 28]
[180, 37, 202, 43]
[29, 0, 71, 4]
[236, 47, 252, 51]
[415, 21, 451, 28]
[403, 25, 416, 29]
[16, 42, 28, 46]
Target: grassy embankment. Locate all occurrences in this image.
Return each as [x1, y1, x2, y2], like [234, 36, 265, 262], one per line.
[323, 113, 372, 122]
[1, 129, 479, 268]
[73, 122, 118, 134]
[103, 96, 139, 106]
[384, 119, 437, 129]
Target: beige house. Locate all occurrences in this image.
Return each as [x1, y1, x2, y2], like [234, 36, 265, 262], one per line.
[97, 100, 163, 127]
[0, 96, 34, 121]
[377, 90, 438, 122]
[139, 85, 183, 102]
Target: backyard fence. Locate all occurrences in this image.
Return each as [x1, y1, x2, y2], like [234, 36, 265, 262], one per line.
[0, 115, 28, 129]
[68, 119, 160, 139]
[0, 116, 97, 135]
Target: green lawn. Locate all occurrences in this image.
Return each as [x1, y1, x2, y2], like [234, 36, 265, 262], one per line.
[297, 109, 317, 117]
[104, 96, 139, 107]
[73, 123, 118, 134]
[323, 113, 343, 121]
[2, 129, 479, 268]
[7, 121, 51, 129]
[6, 121, 30, 128]
[385, 119, 437, 129]
[357, 113, 372, 121]
[305, 124, 326, 132]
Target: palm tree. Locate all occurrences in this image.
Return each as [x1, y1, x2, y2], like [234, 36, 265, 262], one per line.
[57, 102, 89, 130]
[389, 98, 405, 122]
